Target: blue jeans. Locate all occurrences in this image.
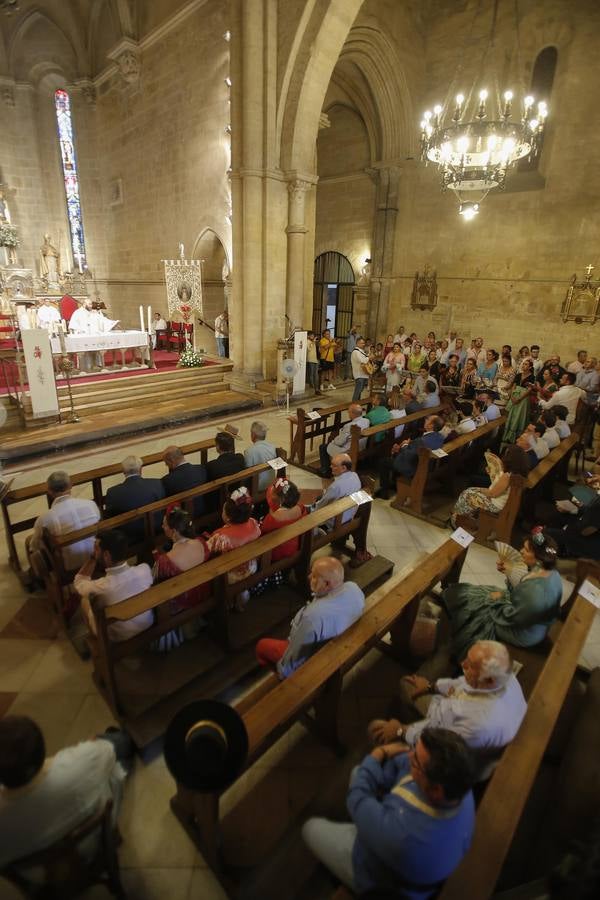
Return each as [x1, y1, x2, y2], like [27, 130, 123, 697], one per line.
[352, 378, 368, 401]
[307, 361, 319, 391]
[216, 336, 228, 357]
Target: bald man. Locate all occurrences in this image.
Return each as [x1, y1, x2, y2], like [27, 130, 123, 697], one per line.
[256, 556, 365, 678]
[368, 640, 526, 781]
[313, 453, 362, 526]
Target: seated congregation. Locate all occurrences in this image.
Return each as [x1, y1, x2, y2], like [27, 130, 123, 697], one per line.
[1, 330, 599, 900]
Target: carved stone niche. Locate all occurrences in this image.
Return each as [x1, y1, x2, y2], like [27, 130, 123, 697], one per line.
[561, 270, 600, 325]
[108, 38, 141, 92]
[410, 266, 438, 310]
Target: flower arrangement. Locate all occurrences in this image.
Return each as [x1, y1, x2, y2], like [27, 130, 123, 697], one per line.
[0, 224, 19, 248]
[179, 304, 192, 322]
[179, 348, 204, 368]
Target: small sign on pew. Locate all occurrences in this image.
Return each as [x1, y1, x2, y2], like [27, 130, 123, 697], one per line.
[350, 490, 372, 505]
[579, 579, 600, 610]
[267, 457, 287, 470]
[306, 410, 321, 420]
[431, 448, 448, 458]
[450, 527, 475, 549]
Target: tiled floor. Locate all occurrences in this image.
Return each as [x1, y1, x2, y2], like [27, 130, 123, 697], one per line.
[1, 384, 598, 899]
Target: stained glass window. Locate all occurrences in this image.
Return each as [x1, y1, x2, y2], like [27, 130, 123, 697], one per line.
[54, 89, 87, 273]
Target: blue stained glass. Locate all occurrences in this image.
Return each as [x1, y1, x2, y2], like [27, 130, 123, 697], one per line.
[54, 89, 87, 273]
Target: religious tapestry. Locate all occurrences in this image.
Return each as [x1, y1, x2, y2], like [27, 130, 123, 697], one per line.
[410, 267, 438, 310]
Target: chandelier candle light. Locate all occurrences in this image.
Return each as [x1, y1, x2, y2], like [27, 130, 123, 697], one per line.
[420, 88, 547, 219]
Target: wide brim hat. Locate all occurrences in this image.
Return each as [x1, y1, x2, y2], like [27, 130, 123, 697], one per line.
[164, 699, 248, 792]
[218, 423, 242, 439]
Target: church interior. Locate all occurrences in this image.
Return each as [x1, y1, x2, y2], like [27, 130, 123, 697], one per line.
[1, 1, 600, 898]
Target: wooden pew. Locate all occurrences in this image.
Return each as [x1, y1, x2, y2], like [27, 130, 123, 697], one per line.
[438, 567, 599, 900]
[288, 400, 373, 468]
[1, 435, 218, 576]
[326, 562, 600, 900]
[390, 416, 506, 516]
[41, 458, 287, 627]
[474, 473, 525, 544]
[86, 497, 391, 746]
[170, 536, 468, 870]
[348, 403, 445, 470]
[522, 431, 579, 500]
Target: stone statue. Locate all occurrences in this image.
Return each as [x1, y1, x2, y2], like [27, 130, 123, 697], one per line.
[39, 234, 61, 286]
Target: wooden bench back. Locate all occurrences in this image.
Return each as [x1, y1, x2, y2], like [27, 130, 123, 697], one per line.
[242, 537, 467, 763]
[439, 566, 600, 899]
[524, 432, 579, 491]
[348, 404, 445, 469]
[288, 400, 373, 465]
[89, 496, 371, 716]
[392, 417, 506, 515]
[1, 436, 218, 573]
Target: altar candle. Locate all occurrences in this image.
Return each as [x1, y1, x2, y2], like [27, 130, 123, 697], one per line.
[139, 305, 145, 333]
[147, 306, 152, 333]
[61, 318, 67, 331]
[58, 324, 67, 354]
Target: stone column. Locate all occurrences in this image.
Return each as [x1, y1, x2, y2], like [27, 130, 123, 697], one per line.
[367, 165, 400, 339]
[285, 177, 313, 330]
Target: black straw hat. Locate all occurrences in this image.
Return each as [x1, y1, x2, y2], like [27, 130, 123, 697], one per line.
[164, 700, 248, 792]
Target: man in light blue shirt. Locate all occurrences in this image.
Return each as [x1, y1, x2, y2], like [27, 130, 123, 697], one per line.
[255, 557, 365, 677]
[243, 420, 277, 491]
[314, 454, 362, 525]
[478, 391, 501, 421]
[368, 640, 526, 781]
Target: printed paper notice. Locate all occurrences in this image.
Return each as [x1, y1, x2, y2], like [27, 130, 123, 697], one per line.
[267, 457, 287, 470]
[306, 411, 321, 420]
[450, 527, 475, 548]
[431, 448, 448, 458]
[350, 490, 372, 505]
[579, 579, 600, 610]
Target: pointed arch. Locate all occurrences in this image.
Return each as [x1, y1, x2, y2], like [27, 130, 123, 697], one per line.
[8, 10, 81, 83]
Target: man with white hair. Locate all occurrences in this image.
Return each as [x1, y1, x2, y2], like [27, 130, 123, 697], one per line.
[104, 455, 165, 541]
[243, 420, 277, 491]
[256, 556, 364, 678]
[368, 640, 526, 779]
[28, 471, 100, 571]
[319, 402, 370, 477]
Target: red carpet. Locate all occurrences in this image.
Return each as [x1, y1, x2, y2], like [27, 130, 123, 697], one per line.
[0, 351, 216, 395]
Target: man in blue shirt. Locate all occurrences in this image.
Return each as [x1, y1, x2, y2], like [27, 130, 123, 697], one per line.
[376, 415, 445, 498]
[303, 727, 476, 897]
[255, 557, 365, 677]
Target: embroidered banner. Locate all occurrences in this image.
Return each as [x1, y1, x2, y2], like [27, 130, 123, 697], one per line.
[21, 329, 59, 418]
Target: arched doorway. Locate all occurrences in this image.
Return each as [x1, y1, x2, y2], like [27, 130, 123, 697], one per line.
[312, 251, 355, 336]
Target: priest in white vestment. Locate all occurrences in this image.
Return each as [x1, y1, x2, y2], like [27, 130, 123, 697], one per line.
[36, 299, 61, 332]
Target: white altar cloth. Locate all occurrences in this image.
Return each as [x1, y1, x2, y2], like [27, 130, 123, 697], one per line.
[50, 330, 148, 354]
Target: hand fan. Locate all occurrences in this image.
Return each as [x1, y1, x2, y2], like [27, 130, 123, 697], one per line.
[495, 541, 528, 587]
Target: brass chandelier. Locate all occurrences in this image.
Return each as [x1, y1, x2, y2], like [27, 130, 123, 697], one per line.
[419, 0, 548, 220]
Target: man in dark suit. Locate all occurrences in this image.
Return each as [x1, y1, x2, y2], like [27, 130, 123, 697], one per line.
[162, 445, 207, 516]
[376, 415, 445, 498]
[104, 455, 165, 541]
[205, 431, 246, 513]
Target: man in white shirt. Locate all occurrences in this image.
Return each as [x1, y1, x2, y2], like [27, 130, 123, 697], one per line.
[368, 640, 526, 780]
[28, 471, 100, 572]
[214, 310, 229, 357]
[68, 298, 104, 370]
[351, 336, 370, 401]
[567, 349, 588, 375]
[530, 345, 543, 376]
[319, 402, 370, 476]
[243, 420, 277, 491]
[539, 372, 586, 424]
[36, 298, 60, 331]
[539, 410, 560, 449]
[0, 716, 126, 870]
[74, 529, 153, 642]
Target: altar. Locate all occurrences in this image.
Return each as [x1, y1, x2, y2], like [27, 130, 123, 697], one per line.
[50, 329, 151, 372]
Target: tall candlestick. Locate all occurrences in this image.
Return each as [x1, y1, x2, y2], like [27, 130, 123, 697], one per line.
[58, 323, 67, 355]
[147, 305, 152, 333]
[139, 305, 144, 333]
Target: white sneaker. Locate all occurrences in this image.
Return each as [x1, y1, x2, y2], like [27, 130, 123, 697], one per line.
[329, 383, 336, 390]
